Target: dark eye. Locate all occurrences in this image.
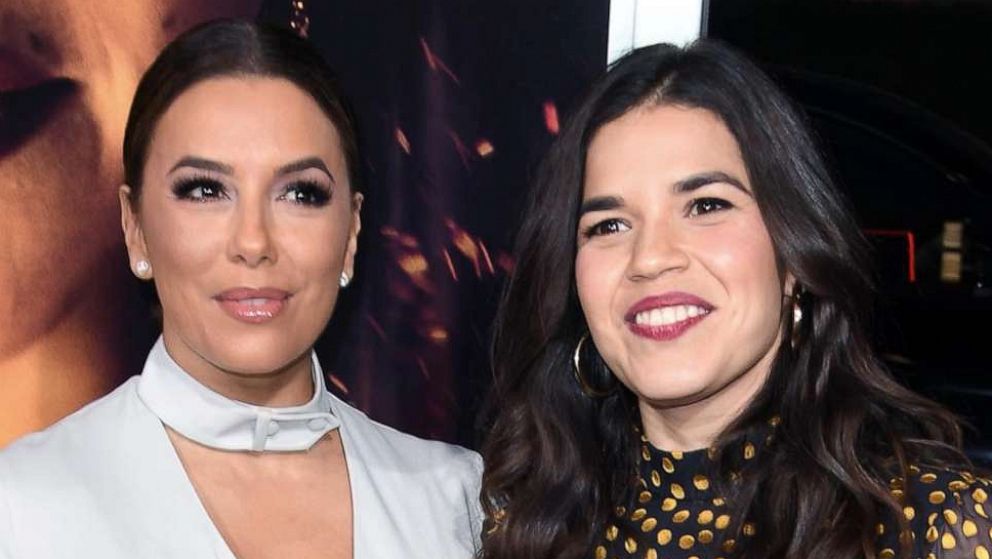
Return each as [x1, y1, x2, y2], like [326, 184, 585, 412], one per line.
[280, 181, 331, 207]
[172, 177, 226, 202]
[687, 197, 733, 217]
[583, 218, 630, 238]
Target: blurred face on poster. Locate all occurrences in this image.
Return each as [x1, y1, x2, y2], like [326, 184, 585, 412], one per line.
[0, 0, 262, 446]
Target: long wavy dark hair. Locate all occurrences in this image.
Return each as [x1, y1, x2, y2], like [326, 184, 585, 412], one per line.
[480, 40, 968, 559]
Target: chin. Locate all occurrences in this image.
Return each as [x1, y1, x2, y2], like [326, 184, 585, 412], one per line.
[203, 328, 315, 376]
[625, 371, 715, 409]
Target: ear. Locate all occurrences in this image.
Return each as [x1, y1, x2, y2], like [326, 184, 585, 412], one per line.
[342, 192, 363, 279]
[119, 185, 152, 279]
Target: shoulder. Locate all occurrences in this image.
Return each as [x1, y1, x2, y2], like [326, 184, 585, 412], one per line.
[328, 393, 483, 552]
[879, 464, 992, 558]
[0, 378, 143, 491]
[0, 378, 146, 552]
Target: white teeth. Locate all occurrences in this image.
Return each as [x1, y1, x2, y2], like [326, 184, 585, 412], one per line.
[650, 309, 663, 325]
[633, 305, 708, 327]
[661, 307, 675, 324]
[244, 298, 268, 306]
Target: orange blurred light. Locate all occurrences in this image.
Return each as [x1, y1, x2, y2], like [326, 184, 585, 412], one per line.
[418, 37, 461, 85]
[543, 101, 560, 135]
[395, 126, 411, 154]
[428, 327, 449, 343]
[475, 139, 494, 158]
[442, 248, 458, 281]
[397, 253, 429, 277]
[479, 240, 495, 275]
[328, 374, 350, 395]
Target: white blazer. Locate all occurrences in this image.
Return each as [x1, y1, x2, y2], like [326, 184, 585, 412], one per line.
[0, 340, 482, 558]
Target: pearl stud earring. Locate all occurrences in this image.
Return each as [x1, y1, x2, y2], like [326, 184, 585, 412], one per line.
[339, 272, 350, 288]
[135, 259, 152, 278]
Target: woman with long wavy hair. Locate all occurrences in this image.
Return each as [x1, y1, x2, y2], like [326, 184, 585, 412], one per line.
[480, 40, 990, 559]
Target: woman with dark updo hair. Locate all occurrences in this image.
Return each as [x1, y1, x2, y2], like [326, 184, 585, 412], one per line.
[480, 40, 990, 559]
[0, 20, 480, 559]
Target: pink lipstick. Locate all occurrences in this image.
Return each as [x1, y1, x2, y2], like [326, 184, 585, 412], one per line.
[214, 287, 290, 324]
[624, 291, 714, 341]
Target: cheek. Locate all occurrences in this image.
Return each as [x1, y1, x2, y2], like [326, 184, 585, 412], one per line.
[575, 245, 625, 326]
[142, 210, 226, 298]
[703, 222, 783, 322]
[282, 215, 351, 289]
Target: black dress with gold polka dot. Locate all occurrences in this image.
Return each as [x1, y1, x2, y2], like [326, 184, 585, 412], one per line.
[594, 428, 992, 559]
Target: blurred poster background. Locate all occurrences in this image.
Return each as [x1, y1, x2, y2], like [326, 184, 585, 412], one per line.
[3, 0, 989, 455]
[0, 0, 607, 448]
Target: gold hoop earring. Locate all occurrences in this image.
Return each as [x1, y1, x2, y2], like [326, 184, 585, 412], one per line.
[573, 333, 614, 398]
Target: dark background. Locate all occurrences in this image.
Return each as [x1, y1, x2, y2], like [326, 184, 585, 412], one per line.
[258, 0, 991, 457]
[708, 0, 992, 462]
[261, 0, 610, 445]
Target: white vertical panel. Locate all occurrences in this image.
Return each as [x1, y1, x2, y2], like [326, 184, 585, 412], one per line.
[608, 0, 705, 64]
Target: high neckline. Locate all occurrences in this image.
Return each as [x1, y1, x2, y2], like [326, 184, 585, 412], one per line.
[136, 337, 340, 452]
[635, 418, 779, 503]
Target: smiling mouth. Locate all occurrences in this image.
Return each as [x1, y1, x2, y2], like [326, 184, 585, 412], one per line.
[625, 293, 715, 341]
[0, 78, 79, 159]
[627, 305, 711, 341]
[632, 304, 711, 327]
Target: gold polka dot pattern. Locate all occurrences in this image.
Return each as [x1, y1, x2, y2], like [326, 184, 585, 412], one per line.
[594, 421, 992, 559]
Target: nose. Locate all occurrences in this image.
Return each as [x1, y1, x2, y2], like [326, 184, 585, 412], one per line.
[625, 221, 689, 281]
[227, 197, 277, 267]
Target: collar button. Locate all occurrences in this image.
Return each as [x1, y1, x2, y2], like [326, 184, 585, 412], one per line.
[307, 418, 329, 431]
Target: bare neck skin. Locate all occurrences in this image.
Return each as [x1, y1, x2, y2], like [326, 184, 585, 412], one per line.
[161, 330, 316, 408]
[160, 332, 351, 559]
[638, 335, 782, 452]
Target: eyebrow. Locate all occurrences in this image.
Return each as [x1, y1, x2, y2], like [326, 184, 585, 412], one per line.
[579, 195, 625, 217]
[275, 157, 335, 183]
[578, 170, 751, 217]
[166, 155, 336, 183]
[674, 171, 749, 194]
[168, 156, 234, 176]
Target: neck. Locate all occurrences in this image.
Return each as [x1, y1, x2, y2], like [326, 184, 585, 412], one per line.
[0, 279, 146, 448]
[638, 337, 782, 452]
[161, 332, 316, 408]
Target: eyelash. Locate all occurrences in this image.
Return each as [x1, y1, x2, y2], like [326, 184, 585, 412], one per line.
[686, 197, 733, 217]
[581, 197, 734, 238]
[172, 176, 226, 202]
[278, 180, 332, 207]
[171, 177, 331, 207]
[582, 218, 629, 238]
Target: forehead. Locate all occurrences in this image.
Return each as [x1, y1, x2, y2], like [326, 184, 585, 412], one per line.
[584, 104, 748, 195]
[147, 76, 344, 172]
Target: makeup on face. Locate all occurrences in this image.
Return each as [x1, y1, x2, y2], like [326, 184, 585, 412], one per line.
[213, 287, 291, 324]
[126, 77, 358, 381]
[624, 291, 714, 342]
[575, 104, 786, 414]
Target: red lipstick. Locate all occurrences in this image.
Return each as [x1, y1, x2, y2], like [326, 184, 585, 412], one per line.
[624, 291, 714, 341]
[214, 287, 291, 324]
